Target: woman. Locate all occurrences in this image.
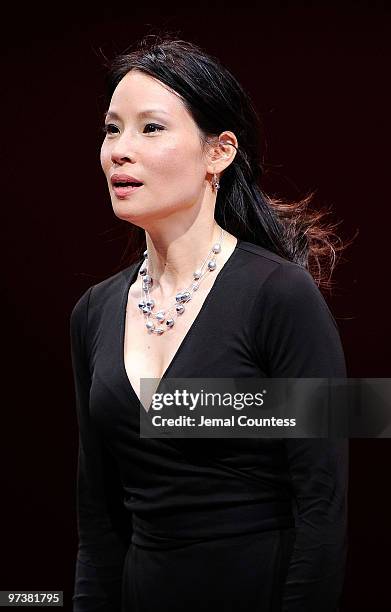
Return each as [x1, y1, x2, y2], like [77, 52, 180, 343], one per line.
[70, 34, 348, 612]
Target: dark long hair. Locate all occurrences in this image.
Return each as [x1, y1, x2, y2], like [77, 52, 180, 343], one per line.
[102, 33, 350, 289]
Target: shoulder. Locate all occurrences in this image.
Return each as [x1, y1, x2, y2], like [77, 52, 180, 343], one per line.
[237, 239, 315, 294]
[241, 244, 346, 376]
[236, 240, 337, 329]
[70, 261, 141, 327]
[237, 240, 293, 267]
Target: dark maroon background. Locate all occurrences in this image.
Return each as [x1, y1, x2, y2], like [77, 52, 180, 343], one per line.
[2, 2, 390, 610]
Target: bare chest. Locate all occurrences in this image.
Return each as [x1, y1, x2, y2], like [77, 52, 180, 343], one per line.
[122, 235, 238, 408]
[123, 284, 212, 406]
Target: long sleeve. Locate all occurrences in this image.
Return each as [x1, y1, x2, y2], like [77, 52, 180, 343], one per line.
[254, 264, 348, 612]
[70, 288, 130, 612]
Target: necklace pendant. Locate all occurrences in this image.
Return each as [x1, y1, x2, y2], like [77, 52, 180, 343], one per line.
[176, 291, 191, 303]
[141, 226, 224, 336]
[143, 275, 153, 289]
[155, 311, 165, 322]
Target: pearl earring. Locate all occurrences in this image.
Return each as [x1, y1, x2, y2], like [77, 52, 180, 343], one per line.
[212, 173, 220, 191]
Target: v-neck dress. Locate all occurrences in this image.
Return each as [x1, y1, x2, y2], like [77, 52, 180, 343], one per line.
[70, 240, 348, 612]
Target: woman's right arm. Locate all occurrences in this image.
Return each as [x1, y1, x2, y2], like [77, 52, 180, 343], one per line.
[70, 287, 129, 612]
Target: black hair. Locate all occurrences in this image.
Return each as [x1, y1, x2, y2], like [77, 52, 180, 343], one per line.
[102, 32, 351, 289]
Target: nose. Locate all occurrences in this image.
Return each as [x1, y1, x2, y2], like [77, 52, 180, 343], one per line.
[110, 137, 135, 166]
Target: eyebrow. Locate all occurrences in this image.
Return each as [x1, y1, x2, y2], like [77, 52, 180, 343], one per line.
[104, 109, 170, 120]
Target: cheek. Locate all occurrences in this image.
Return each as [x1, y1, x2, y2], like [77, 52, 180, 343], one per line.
[149, 140, 203, 178]
[100, 143, 111, 173]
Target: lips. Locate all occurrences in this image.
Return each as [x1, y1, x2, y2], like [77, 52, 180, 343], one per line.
[110, 173, 143, 187]
[110, 173, 144, 198]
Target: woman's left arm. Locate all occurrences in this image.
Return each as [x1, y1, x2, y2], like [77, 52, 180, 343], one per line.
[254, 264, 349, 612]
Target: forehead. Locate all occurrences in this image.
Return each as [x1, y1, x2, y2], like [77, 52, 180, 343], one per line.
[109, 70, 184, 115]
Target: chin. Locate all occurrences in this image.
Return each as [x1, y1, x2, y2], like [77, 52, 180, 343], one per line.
[112, 205, 147, 225]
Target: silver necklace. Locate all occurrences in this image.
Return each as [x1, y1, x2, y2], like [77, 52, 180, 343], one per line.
[137, 226, 225, 335]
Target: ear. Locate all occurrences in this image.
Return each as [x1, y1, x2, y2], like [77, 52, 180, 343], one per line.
[205, 131, 238, 175]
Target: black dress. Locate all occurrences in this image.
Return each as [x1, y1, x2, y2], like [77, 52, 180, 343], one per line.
[70, 240, 348, 612]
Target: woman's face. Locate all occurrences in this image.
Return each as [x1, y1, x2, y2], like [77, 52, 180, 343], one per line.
[100, 69, 211, 226]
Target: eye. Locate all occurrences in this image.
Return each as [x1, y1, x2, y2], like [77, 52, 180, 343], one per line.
[102, 123, 119, 135]
[101, 122, 165, 136]
[143, 123, 165, 134]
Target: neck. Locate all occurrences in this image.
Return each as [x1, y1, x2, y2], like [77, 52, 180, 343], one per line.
[143, 222, 223, 298]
